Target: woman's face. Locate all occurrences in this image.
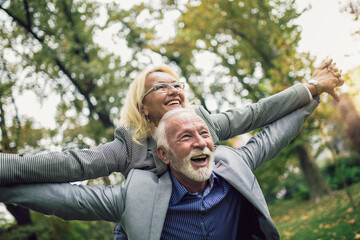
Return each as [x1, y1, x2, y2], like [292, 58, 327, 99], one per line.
[142, 71, 186, 126]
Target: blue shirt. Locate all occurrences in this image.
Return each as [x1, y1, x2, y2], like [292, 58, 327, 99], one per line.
[161, 171, 243, 239]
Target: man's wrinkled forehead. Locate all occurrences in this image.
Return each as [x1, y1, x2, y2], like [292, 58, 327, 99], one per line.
[165, 112, 208, 137]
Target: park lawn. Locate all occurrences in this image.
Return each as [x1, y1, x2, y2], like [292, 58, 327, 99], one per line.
[268, 182, 360, 240]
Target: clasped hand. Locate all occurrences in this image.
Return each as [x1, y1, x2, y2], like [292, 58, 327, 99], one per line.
[312, 59, 345, 102]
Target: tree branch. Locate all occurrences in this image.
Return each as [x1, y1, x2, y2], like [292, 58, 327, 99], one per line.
[0, 3, 113, 128]
[61, 0, 90, 63]
[0, 5, 44, 42]
[23, 0, 32, 28]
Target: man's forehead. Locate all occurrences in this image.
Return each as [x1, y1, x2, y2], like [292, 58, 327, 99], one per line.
[165, 112, 207, 132]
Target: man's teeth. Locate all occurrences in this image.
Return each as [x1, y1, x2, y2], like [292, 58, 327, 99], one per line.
[167, 100, 180, 105]
[191, 155, 207, 161]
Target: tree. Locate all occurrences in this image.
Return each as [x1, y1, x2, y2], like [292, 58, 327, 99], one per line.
[148, 0, 331, 201]
[325, 66, 360, 155]
[0, 56, 47, 240]
[0, 0, 156, 145]
[342, 0, 360, 21]
[337, 94, 360, 152]
[0, 2, 337, 233]
[337, 2, 360, 151]
[0, 0, 153, 237]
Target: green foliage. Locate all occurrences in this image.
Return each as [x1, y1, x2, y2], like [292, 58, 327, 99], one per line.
[260, 153, 360, 202]
[0, 222, 44, 240]
[0, 0, 147, 144]
[269, 182, 360, 240]
[158, 0, 312, 105]
[156, 0, 332, 200]
[0, 1, 150, 235]
[280, 172, 310, 200]
[257, 160, 311, 202]
[323, 154, 360, 190]
[255, 135, 310, 202]
[1, 0, 353, 236]
[0, 212, 113, 240]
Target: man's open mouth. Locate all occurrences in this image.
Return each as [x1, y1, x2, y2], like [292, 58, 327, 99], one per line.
[190, 154, 207, 163]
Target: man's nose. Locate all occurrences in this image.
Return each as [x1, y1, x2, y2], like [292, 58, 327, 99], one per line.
[193, 135, 206, 149]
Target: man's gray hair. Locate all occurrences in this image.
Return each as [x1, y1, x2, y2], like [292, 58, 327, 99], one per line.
[153, 108, 196, 150]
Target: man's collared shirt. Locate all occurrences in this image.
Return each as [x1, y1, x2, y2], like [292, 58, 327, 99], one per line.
[161, 170, 243, 239]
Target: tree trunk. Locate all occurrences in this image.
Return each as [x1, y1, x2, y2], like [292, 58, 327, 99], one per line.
[296, 144, 331, 202]
[5, 204, 37, 240]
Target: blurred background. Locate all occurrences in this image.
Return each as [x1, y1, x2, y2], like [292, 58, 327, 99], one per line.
[0, 0, 359, 239]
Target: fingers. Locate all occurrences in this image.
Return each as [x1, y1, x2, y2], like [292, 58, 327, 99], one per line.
[313, 59, 333, 78]
[338, 77, 345, 86]
[333, 72, 341, 78]
[327, 62, 344, 82]
[326, 75, 343, 102]
[328, 88, 340, 102]
[327, 63, 338, 73]
[320, 59, 333, 69]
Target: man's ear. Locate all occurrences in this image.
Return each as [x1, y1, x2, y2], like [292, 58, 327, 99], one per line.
[157, 146, 170, 165]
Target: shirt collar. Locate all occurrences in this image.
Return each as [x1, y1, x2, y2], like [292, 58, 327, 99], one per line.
[169, 170, 219, 206]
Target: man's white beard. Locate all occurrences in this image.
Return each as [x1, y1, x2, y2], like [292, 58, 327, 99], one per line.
[169, 147, 214, 182]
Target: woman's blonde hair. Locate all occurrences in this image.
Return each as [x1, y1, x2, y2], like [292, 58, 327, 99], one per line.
[120, 65, 189, 144]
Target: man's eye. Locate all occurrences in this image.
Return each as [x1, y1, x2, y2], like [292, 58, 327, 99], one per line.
[201, 131, 209, 136]
[181, 134, 191, 139]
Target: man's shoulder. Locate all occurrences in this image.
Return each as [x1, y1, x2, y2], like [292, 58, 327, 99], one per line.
[123, 170, 171, 204]
[129, 169, 158, 180]
[214, 145, 248, 167]
[214, 145, 240, 159]
[126, 169, 167, 187]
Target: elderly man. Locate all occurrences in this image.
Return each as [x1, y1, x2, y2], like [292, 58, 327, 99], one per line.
[0, 100, 318, 239]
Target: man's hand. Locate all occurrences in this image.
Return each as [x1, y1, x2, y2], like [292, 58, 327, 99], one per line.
[310, 59, 344, 102]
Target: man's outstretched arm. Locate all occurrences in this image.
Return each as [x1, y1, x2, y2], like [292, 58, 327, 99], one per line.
[236, 99, 318, 171]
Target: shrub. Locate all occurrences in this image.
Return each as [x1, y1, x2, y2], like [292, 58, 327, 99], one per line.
[322, 154, 360, 189]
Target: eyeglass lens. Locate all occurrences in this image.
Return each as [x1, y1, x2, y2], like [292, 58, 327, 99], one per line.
[154, 82, 184, 92]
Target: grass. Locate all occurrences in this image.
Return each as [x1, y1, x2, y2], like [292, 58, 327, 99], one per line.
[268, 182, 360, 240]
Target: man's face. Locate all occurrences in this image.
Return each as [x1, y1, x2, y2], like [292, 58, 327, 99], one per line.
[164, 112, 215, 183]
[142, 72, 186, 126]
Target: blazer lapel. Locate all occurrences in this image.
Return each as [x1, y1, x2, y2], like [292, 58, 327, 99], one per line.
[214, 160, 269, 217]
[149, 171, 172, 240]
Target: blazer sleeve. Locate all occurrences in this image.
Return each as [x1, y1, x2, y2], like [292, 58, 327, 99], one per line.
[0, 172, 134, 221]
[238, 99, 318, 172]
[0, 127, 134, 185]
[199, 83, 311, 142]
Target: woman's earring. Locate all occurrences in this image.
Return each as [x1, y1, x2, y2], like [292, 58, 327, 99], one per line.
[146, 115, 151, 122]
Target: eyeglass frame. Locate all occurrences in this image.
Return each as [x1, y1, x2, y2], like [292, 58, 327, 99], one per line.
[141, 81, 185, 103]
